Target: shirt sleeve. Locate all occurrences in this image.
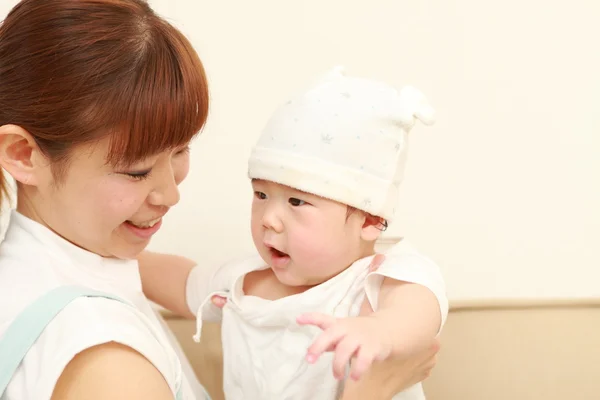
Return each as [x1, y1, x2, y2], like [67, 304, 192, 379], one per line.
[364, 243, 449, 330]
[185, 254, 264, 322]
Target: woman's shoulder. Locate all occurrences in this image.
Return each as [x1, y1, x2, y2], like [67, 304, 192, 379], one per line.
[1, 292, 181, 399]
[51, 341, 175, 400]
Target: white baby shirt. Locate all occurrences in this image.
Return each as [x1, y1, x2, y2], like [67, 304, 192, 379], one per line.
[189, 240, 448, 400]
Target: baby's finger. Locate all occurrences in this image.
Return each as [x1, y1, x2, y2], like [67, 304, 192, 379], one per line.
[332, 338, 360, 380]
[349, 349, 376, 381]
[368, 254, 386, 272]
[296, 312, 337, 331]
[211, 295, 227, 308]
[374, 346, 392, 362]
[306, 326, 346, 362]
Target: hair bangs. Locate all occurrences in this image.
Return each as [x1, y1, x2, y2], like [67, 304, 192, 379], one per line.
[102, 22, 209, 167]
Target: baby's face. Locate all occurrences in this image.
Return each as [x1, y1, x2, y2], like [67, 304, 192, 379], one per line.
[250, 179, 370, 287]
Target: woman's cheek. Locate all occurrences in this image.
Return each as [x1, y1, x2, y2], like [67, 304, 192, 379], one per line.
[102, 182, 148, 216]
[173, 155, 190, 185]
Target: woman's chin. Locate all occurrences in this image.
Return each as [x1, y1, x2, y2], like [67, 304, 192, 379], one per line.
[107, 238, 152, 260]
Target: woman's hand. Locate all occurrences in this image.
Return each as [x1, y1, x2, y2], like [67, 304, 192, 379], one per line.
[339, 336, 440, 400]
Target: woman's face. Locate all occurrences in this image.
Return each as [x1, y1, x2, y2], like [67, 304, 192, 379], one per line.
[24, 136, 191, 259]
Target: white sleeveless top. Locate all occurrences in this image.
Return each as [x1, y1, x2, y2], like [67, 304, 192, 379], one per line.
[189, 241, 448, 400]
[0, 211, 205, 400]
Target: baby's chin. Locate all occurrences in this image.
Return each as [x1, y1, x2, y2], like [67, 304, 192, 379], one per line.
[270, 264, 330, 289]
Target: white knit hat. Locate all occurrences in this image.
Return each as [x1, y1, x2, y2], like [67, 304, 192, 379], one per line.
[247, 66, 435, 221]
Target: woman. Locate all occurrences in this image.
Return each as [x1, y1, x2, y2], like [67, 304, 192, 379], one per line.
[0, 1, 438, 399]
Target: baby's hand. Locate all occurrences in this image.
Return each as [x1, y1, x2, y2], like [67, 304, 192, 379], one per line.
[296, 253, 388, 381]
[297, 313, 392, 381]
[211, 295, 227, 308]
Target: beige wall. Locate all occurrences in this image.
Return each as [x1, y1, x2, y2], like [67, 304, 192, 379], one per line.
[1, 0, 598, 302]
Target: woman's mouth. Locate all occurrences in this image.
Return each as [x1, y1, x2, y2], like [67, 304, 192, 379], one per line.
[127, 217, 161, 228]
[124, 217, 163, 239]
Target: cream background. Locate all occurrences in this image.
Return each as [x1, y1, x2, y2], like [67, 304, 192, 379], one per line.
[1, 0, 598, 302]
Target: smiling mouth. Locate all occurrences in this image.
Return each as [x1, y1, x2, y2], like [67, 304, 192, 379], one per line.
[126, 217, 161, 228]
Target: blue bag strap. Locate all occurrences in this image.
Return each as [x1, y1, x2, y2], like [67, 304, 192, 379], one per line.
[0, 286, 185, 399]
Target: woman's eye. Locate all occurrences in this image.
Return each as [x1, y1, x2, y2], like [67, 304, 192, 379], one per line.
[254, 191, 267, 200]
[289, 197, 306, 206]
[176, 146, 191, 155]
[125, 170, 152, 180]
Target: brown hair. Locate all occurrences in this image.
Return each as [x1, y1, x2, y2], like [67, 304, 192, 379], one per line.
[0, 0, 209, 210]
[346, 206, 388, 231]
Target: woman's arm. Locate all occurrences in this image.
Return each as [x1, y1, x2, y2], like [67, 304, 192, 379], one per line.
[52, 342, 175, 399]
[139, 250, 243, 320]
[138, 250, 196, 318]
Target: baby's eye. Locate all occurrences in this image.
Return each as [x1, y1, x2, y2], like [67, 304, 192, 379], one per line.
[289, 197, 306, 206]
[254, 191, 267, 200]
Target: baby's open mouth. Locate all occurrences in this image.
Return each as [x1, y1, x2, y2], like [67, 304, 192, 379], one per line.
[268, 246, 291, 269]
[270, 247, 288, 258]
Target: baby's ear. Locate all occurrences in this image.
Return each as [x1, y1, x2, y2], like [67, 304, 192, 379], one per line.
[361, 214, 386, 242]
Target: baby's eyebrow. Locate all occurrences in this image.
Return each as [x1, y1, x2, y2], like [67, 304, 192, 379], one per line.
[289, 188, 316, 198]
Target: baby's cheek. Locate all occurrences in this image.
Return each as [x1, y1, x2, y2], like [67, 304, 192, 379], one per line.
[293, 229, 325, 254]
[294, 230, 342, 271]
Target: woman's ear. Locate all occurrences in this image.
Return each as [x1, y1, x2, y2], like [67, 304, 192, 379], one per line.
[0, 124, 44, 186]
[360, 213, 386, 242]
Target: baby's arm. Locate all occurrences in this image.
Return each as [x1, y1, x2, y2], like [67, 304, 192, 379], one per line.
[299, 250, 448, 382]
[370, 276, 442, 352]
[363, 245, 448, 339]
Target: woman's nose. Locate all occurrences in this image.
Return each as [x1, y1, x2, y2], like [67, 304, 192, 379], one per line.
[147, 167, 180, 207]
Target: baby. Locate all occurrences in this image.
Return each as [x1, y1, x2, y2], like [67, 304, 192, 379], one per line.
[142, 66, 448, 399]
